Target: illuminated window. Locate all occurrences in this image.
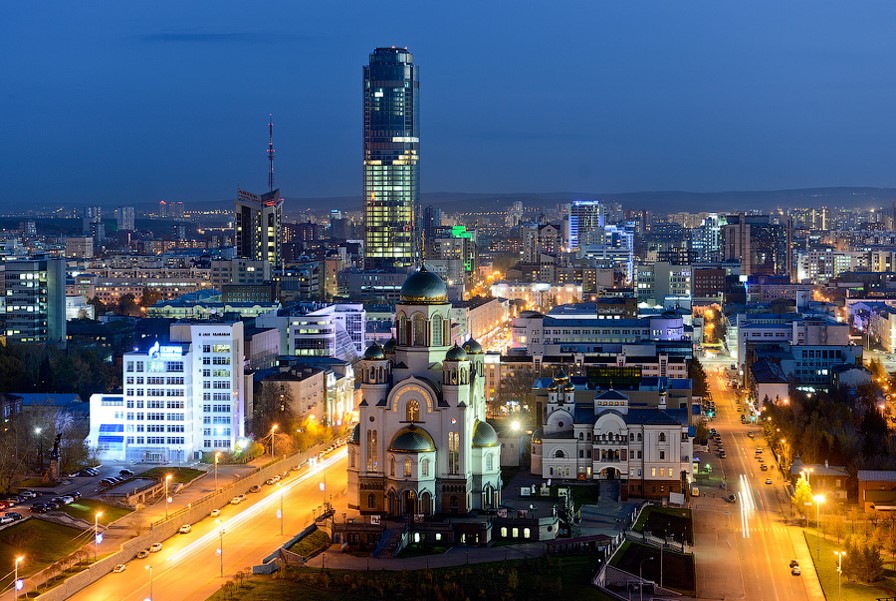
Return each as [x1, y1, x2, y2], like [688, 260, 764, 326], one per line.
[404, 458, 412, 477]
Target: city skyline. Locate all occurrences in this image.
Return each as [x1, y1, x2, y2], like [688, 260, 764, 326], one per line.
[5, 2, 896, 206]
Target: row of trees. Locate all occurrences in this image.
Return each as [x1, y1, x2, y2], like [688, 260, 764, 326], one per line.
[0, 343, 117, 400]
[87, 286, 161, 317]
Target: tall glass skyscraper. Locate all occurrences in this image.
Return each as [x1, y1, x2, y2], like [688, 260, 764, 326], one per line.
[363, 47, 419, 270]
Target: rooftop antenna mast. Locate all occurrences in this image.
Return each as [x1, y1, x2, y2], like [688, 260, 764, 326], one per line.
[267, 114, 275, 192]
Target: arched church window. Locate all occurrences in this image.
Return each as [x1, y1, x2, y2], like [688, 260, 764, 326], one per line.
[404, 458, 412, 477]
[432, 314, 443, 346]
[406, 399, 420, 423]
[390, 456, 396, 477]
[486, 453, 493, 471]
[421, 458, 429, 477]
[659, 432, 666, 442]
[413, 314, 426, 346]
[554, 449, 566, 458]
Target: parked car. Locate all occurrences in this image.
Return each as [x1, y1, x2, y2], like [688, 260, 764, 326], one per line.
[71, 491, 82, 500]
[725, 494, 737, 503]
[249, 485, 261, 493]
[45, 502, 60, 511]
[210, 508, 221, 517]
[790, 560, 799, 568]
[265, 475, 280, 485]
[765, 478, 773, 485]
[791, 566, 801, 576]
[5, 512, 23, 521]
[136, 549, 150, 559]
[30, 504, 47, 513]
[236, 494, 247, 502]
[119, 469, 135, 477]
[760, 465, 769, 472]
[230, 496, 243, 505]
[112, 564, 127, 573]
[18, 491, 36, 499]
[149, 543, 162, 553]
[0, 517, 14, 525]
[178, 524, 192, 534]
[60, 496, 74, 505]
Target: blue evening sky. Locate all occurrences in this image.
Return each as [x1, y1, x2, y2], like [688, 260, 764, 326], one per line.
[3, 1, 896, 206]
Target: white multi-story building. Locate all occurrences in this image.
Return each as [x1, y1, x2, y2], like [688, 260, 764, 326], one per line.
[88, 321, 250, 463]
[256, 303, 366, 362]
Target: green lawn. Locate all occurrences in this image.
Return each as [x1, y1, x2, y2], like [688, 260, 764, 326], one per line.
[0, 520, 89, 590]
[59, 499, 131, 526]
[804, 530, 896, 601]
[207, 555, 608, 601]
[286, 529, 330, 558]
[140, 467, 205, 484]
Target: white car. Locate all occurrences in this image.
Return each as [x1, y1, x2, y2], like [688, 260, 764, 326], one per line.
[149, 543, 163, 553]
[765, 478, 773, 485]
[178, 524, 192, 534]
[230, 496, 243, 505]
[136, 549, 150, 559]
[210, 508, 221, 517]
[112, 564, 127, 573]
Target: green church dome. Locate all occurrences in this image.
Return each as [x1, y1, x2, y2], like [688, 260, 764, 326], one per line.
[445, 344, 468, 362]
[363, 342, 386, 360]
[388, 425, 436, 453]
[400, 266, 449, 304]
[472, 420, 500, 448]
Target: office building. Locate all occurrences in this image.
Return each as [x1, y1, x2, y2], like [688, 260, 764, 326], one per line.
[87, 322, 250, 462]
[363, 47, 420, 270]
[1, 257, 66, 345]
[722, 214, 792, 278]
[235, 188, 283, 268]
[567, 200, 604, 251]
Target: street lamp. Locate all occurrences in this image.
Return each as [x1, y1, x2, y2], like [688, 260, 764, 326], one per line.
[216, 519, 225, 578]
[270, 424, 278, 459]
[214, 451, 221, 493]
[639, 556, 655, 601]
[164, 474, 173, 520]
[834, 550, 846, 601]
[813, 494, 825, 560]
[94, 511, 103, 561]
[146, 564, 153, 601]
[14, 556, 24, 601]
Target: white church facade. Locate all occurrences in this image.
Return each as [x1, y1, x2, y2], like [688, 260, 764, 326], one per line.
[347, 266, 502, 517]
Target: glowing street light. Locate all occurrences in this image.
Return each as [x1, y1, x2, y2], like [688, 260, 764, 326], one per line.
[94, 511, 103, 561]
[14, 556, 24, 601]
[834, 550, 846, 601]
[270, 424, 279, 459]
[164, 474, 173, 520]
[813, 494, 825, 559]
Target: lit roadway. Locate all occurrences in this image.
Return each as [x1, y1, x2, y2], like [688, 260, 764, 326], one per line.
[695, 360, 821, 600]
[70, 451, 348, 601]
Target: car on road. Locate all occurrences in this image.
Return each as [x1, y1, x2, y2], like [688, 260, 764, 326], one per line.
[136, 549, 150, 559]
[18, 491, 36, 499]
[761, 465, 769, 472]
[265, 475, 280, 485]
[44, 502, 60, 511]
[230, 496, 243, 505]
[791, 566, 801, 576]
[755, 447, 763, 454]
[71, 491, 81, 500]
[249, 485, 261, 493]
[5, 512, 23, 521]
[765, 478, 773, 485]
[112, 564, 127, 573]
[149, 543, 163, 553]
[790, 560, 799, 568]
[30, 503, 47, 513]
[210, 508, 221, 517]
[719, 451, 726, 458]
[747, 432, 755, 438]
[119, 469, 135, 477]
[178, 524, 192, 534]
[725, 494, 737, 503]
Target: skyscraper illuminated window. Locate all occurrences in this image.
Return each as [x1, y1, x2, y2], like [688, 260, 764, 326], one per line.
[363, 47, 419, 270]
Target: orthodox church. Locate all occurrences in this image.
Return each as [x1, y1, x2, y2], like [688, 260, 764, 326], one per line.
[347, 266, 502, 517]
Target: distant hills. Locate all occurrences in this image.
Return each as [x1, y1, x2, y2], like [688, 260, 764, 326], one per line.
[122, 186, 896, 218]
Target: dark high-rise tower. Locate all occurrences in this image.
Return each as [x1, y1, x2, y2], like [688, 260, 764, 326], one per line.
[363, 47, 420, 270]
